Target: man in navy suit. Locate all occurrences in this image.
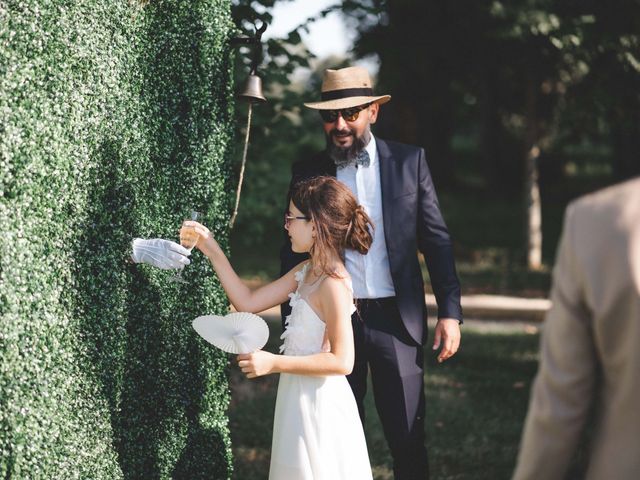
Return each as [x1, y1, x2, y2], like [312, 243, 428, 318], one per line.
[280, 66, 463, 479]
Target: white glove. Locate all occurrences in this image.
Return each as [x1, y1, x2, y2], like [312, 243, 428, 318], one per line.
[131, 238, 191, 270]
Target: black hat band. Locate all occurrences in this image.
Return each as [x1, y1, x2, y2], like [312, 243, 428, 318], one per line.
[321, 87, 374, 101]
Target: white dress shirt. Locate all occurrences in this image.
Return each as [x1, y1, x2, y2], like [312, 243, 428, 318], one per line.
[336, 135, 396, 299]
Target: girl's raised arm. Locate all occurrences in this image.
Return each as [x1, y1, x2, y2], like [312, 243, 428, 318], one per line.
[183, 220, 303, 313]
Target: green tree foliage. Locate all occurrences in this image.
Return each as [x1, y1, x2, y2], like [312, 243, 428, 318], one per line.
[228, 1, 328, 277]
[331, 0, 639, 269]
[554, 2, 640, 180]
[338, 0, 640, 188]
[1, 1, 236, 477]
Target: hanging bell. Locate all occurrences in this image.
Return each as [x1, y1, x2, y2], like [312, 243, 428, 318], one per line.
[238, 73, 266, 103]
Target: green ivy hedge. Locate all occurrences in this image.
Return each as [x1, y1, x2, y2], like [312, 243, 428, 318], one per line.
[1, 1, 236, 478]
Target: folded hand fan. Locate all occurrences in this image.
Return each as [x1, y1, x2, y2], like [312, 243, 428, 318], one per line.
[192, 312, 269, 354]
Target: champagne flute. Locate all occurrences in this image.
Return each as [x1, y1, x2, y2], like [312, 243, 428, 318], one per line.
[169, 210, 202, 284]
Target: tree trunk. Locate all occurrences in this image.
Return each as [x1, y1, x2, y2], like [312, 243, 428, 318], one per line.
[525, 144, 542, 269]
[524, 72, 543, 270]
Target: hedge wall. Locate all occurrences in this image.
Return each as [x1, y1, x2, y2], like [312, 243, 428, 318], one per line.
[1, 1, 236, 478]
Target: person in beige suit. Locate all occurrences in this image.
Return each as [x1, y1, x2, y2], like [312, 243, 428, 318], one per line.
[513, 177, 640, 480]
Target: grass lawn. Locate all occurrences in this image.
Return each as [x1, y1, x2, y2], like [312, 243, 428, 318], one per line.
[227, 319, 543, 480]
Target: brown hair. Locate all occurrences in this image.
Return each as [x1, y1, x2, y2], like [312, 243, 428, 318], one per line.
[290, 176, 374, 277]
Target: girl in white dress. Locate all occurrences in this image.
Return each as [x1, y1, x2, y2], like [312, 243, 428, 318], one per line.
[182, 176, 374, 479]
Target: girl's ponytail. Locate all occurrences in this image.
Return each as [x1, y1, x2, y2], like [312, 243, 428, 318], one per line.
[345, 205, 373, 255]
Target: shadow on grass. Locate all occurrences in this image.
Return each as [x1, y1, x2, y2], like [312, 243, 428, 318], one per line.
[228, 321, 541, 480]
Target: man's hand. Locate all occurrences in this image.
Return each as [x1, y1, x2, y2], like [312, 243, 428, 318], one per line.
[432, 318, 461, 363]
[130, 238, 191, 270]
[237, 351, 276, 378]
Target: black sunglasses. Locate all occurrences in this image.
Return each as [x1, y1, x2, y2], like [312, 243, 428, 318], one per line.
[319, 103, 371, 123]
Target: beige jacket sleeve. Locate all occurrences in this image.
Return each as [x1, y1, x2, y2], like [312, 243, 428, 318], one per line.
[512, 204, 597, 480]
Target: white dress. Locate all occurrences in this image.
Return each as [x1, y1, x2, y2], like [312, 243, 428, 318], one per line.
[268, 264, 373, 480]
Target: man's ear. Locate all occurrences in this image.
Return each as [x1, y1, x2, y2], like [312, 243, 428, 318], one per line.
[368, 102, 380, 124]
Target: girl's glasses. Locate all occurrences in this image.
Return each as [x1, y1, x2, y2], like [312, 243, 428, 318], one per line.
[284, 213, 310, 228]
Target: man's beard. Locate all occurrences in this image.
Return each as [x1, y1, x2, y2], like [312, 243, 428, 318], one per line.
[326, 126, 371, 168]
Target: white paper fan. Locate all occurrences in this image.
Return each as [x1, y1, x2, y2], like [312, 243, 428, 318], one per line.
[192, 312, 269, 354]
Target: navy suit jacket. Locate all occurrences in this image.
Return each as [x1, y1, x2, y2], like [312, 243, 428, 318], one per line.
[279, 137, 462, 345]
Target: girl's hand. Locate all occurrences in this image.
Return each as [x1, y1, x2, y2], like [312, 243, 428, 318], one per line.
[237, 351, 276, 378]
[180, 220, 221, 259]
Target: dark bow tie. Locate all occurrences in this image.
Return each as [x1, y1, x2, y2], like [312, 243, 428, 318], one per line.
[355, 149, 370, 168]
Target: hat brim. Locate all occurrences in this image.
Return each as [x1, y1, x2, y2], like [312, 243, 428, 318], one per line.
[304, 95, 391, 110]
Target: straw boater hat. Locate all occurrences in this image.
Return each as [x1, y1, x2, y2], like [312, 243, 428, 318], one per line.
[304, 66, 391, 110]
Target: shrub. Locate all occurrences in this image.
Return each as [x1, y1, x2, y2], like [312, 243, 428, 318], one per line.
[1, 1, 236, 477]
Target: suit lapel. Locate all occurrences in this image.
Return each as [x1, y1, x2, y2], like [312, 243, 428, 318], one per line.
[376, 138, 394, 250]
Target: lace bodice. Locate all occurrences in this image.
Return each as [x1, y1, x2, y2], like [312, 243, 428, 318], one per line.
[279, 263, 356, 356]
